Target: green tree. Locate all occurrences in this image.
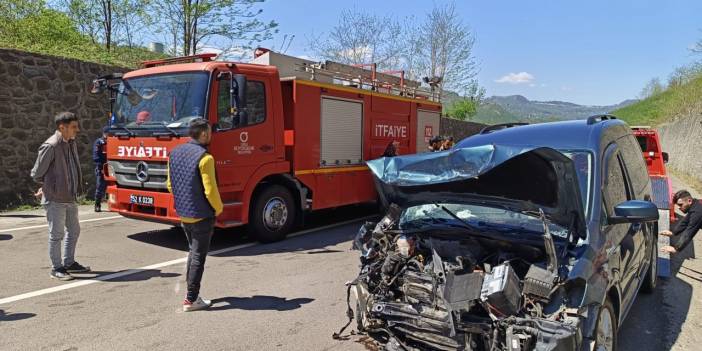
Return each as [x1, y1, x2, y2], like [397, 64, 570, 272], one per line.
[444, 81, 485, 121]
[153, 0, 278, 57]
[311, 8, 404, 70]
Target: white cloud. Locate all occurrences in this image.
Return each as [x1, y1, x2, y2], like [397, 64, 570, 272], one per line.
[495, 72, 535, 84]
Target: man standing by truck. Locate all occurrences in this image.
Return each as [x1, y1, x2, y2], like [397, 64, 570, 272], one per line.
[660, 189, 702, 254]
[167, 118, 223, 312]
[30, 112, 91, 281]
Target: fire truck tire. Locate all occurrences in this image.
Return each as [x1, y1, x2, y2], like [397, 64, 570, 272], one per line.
[250, 185, 296, 243]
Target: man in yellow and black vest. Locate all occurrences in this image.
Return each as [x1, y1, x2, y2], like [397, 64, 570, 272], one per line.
[167, 118, 223, 312]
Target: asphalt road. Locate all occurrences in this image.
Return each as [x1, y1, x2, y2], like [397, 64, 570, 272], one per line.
[1, 178, 701, 351]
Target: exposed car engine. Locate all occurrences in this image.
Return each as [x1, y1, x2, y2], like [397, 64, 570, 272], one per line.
[345, 206, 582, 351]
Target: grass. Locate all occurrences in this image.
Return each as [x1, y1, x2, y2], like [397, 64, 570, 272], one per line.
[614, 75, 702, 126]
[2, 204, 41, 212]
[1, 40, 167, 68]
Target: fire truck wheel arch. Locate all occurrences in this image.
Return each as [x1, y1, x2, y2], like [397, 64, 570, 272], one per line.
[240, 161, 294, 225]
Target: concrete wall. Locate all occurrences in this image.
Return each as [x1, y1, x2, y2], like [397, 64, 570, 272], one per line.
[0, 49, 124, 210]
[656, 110, 702, 185]
[440, 117, 486, 141]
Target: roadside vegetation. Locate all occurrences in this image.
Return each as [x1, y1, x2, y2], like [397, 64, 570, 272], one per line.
[615, 62, 702, 126]
[0, 2, 164, 67]
[0, 0, 278, 68]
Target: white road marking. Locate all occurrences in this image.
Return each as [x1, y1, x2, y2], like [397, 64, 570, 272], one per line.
[0, 215, 377, 306]
[0, 215, 123, 233]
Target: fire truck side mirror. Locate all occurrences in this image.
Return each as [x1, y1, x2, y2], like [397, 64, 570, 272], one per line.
[234, 74, 248, 125]
[90, 79, 106, 94]
[662, 152, 669, 163]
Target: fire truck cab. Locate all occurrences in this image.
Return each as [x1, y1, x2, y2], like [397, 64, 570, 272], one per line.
[93, 50, 442, 242]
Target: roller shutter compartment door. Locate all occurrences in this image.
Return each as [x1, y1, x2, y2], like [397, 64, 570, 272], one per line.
[416, 110, 441, 153]
[320, 98, 363, 166]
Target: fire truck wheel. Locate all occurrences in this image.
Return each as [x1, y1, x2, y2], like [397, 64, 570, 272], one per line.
[250, 185, 296, 243]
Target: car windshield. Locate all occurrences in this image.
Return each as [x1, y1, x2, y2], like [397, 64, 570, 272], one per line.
[112, 72, 209, 130]
[400, 203, 570, 238]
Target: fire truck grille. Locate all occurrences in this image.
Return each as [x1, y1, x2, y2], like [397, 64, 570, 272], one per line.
[108, 160, 168, 190]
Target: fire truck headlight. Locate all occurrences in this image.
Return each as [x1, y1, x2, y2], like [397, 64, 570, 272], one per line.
[107, 164, 115, 178]
[108, 193, 116, 204]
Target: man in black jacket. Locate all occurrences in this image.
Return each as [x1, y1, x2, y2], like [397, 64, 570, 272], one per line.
[660, 189, 702, 254]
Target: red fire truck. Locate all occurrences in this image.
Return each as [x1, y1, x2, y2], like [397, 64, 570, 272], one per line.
[631, 126, 674, 220]
[92, 49, 442, 242]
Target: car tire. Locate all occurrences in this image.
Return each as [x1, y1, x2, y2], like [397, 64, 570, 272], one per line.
[641, 225, 658, 294]
[249, 185, 296, 243]
[594, 298, 618, 351]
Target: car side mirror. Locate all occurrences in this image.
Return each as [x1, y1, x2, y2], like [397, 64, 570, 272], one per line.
[662, 152, 669, 163]
[609, 200, 659, 224]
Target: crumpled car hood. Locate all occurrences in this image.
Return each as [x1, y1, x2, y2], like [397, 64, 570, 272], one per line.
[367, 144, 586, 238]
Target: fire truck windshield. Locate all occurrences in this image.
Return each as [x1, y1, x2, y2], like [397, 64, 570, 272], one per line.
[112, 72, 209, 133]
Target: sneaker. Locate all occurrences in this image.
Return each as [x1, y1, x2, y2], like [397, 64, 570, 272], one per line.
[182, 297, 212, 312]
[64, 262, 91, 273]
[50, 268, 74, 281]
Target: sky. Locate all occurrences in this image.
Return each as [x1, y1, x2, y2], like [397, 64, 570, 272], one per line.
[247, 0, 702, 106]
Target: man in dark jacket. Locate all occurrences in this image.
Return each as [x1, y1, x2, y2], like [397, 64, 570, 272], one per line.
[660, 189, 702, 254]
[93, 126, 109, 212]
[30, 112, 91, 281]
[167, 118, 223, 312]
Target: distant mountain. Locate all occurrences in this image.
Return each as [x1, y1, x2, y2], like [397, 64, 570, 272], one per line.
[473, 95, 638, 124]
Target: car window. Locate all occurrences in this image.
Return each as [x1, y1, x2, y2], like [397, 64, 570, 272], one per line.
[617, 135, 649, 196]
[603, 150, 631, 217]
[217, 79, 266, 129]
[636, 136, 648, 152]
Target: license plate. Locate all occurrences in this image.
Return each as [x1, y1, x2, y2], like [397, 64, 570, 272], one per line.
[129, 194, 154, 206]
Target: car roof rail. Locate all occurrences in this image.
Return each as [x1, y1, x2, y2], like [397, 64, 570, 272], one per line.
[587, 114, 618, 125]
[479, 122, 529, 134]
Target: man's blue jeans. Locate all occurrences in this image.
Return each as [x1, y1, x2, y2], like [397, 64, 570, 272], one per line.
[44, 202, 80, 270]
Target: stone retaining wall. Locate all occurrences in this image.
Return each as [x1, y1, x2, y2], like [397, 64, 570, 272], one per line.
[656, 110, 702, 187]
[0, 49, 125, 210]
[440, 117, 485, 141]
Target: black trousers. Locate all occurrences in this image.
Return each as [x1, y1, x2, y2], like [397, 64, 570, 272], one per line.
[182, 217, 214, 302]
[94, 167, 107, 201]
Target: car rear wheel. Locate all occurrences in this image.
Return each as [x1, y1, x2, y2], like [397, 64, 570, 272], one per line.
[641, 225, 658, 293]
[595, 299, 618, 351]
[250, 185, 296, 243]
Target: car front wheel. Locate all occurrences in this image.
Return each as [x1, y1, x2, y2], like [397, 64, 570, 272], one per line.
[641, 224, 658, 293]
[595, 299, 618, 351]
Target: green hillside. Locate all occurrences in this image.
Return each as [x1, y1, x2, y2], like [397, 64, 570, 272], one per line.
[613, 74, 702, 126]
[472, 102, 520, 124]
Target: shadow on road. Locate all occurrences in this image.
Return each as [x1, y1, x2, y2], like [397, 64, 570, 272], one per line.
[126, 204, 379, 256]
[0, 234, 12, 241]
[0, 214, 44, 218]
[70, 269, 180, 282]
[619, 241, 694, 351]
[209, 295, 314, 311]
[0, 309, 36, 322]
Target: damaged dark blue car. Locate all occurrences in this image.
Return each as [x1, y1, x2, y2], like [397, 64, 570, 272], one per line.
[346, 117, 659, 351]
